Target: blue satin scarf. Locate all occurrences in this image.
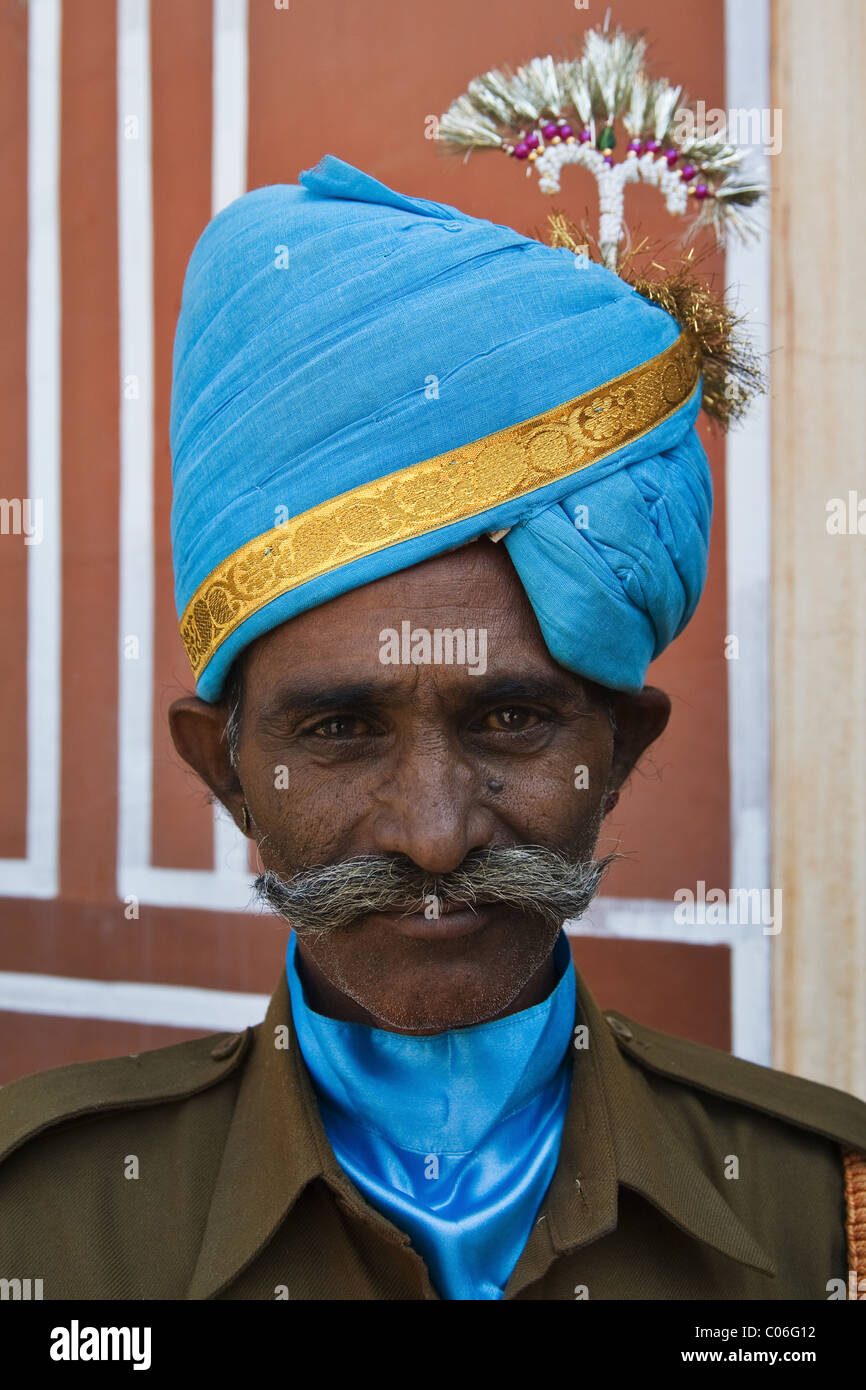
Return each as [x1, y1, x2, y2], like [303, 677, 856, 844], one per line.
[285, 929, 576, 1300]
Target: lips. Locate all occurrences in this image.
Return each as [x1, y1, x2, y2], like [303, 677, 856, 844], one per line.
[366, 901, 494, 941]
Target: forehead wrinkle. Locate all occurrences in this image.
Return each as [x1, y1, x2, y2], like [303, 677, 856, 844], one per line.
[339, 585, 546, 665]
[332, 539, 530, 612]
[241, 543, 553, 706]
[337, 579, 524, 620]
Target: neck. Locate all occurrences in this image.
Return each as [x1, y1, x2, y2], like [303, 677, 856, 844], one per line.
[293, 939, 560, 1035]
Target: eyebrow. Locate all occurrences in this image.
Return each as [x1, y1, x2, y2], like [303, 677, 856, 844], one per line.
[258, 681, 383, 724]
[257, 672, 588, 725]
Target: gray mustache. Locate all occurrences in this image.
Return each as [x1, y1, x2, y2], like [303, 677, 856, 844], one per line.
[254, 844, 618, 936]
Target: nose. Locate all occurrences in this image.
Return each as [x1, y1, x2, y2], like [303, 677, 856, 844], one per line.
[367, 734, 497, 875]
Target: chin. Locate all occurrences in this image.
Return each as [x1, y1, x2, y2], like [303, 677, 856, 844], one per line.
[346, 968, 530, 1034]
[362, 1004, 501, 1035]
[302, 912, 561, 1033]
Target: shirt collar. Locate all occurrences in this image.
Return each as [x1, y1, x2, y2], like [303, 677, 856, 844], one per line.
[186, 965, 411, 1301]
[186, 951, 775, 1300]
[506, 966, 776, 1295]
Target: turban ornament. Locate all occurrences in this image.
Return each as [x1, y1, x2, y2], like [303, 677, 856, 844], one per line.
[170, 25, 765, 702]
[437, 22, 767, 426]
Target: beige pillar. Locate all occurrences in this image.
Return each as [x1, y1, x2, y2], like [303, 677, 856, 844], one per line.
[771, 0, 866, 1097]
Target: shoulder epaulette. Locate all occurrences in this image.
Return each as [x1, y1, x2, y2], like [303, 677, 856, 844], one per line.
[0, 1026, 254, 1166]
[603, 1009, 866, 1154]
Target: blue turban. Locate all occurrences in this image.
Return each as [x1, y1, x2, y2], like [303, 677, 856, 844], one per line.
[170, 154, 711, 701]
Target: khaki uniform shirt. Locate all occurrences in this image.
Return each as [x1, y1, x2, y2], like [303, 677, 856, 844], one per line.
[1, 964, 865, 1300]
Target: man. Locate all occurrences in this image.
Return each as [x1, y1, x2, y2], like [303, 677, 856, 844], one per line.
[1, 156, 864, 1301]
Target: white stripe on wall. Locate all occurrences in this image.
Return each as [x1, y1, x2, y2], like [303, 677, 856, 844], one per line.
[212, 0, 248, 216]
[0, 0, 62, 900]
[116, 0, 156, 897]
[0, 972, 268, 1032]
[0, 893, 776, 1033]
[116, 0, 254, 910]
[724, 0, 773, 1065]
[1, 909, 778, 1043]
[210, 0, 251, 880]
[569, 897, 775, 947]
[25, 0, 62, 899]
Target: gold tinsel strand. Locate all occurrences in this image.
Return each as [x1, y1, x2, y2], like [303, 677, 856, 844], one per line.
[544, 212, 765, 431]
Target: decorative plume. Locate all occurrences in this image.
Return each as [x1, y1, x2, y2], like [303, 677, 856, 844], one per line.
[437, 23, 766, 272]
[437, 22, 768, 428]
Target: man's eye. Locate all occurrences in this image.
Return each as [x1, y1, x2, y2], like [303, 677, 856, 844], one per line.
[481, 707, 541, 732]
[309, 716, 370, 739]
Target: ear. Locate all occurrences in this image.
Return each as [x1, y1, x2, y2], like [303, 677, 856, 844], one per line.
[607, 684, 671, 795]
[168, 695, 247, 831]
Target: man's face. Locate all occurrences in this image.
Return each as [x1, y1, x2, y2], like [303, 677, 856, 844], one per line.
[171, 540, 669, 1033]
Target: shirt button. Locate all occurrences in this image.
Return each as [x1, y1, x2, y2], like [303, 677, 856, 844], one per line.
[211, 1033, 242, 1061]
[605, 1014, 634, 1042]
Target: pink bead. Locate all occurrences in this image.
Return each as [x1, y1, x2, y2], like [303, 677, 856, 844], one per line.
[558, 123, 573, 140]
[628, 139, 642, 153]
[525, 132, 539, 150]
[603, 153, 614, 165]
[694, 183, 709, 199]
[665, 149, 679, 166]
[645, 139, 661, 153]
[680, 164, 696, 181]
[579, 128, 591, 143]
[542, 122, 558, 140]
[513, 142, 529, 159]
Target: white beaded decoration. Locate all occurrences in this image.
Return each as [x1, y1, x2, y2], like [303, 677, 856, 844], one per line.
[535, 142, 690, 267]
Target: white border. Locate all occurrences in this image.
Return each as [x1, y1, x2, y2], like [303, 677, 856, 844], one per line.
[116, 0, 156, 896]
[0, 972, 268, 1032]
[212, 0, 248, 217]
[210, 0, 251, 878]
[0, 0, 62, 899]
[115, 0, 254, 910]
[568, 898, 764, 946]
[723, 0, 773, 1064]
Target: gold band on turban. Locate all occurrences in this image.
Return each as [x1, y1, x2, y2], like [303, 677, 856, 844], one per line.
[180, 331, 700, 681]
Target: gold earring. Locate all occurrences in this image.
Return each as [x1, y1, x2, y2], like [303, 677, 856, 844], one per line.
[240, 804, 250, 834]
